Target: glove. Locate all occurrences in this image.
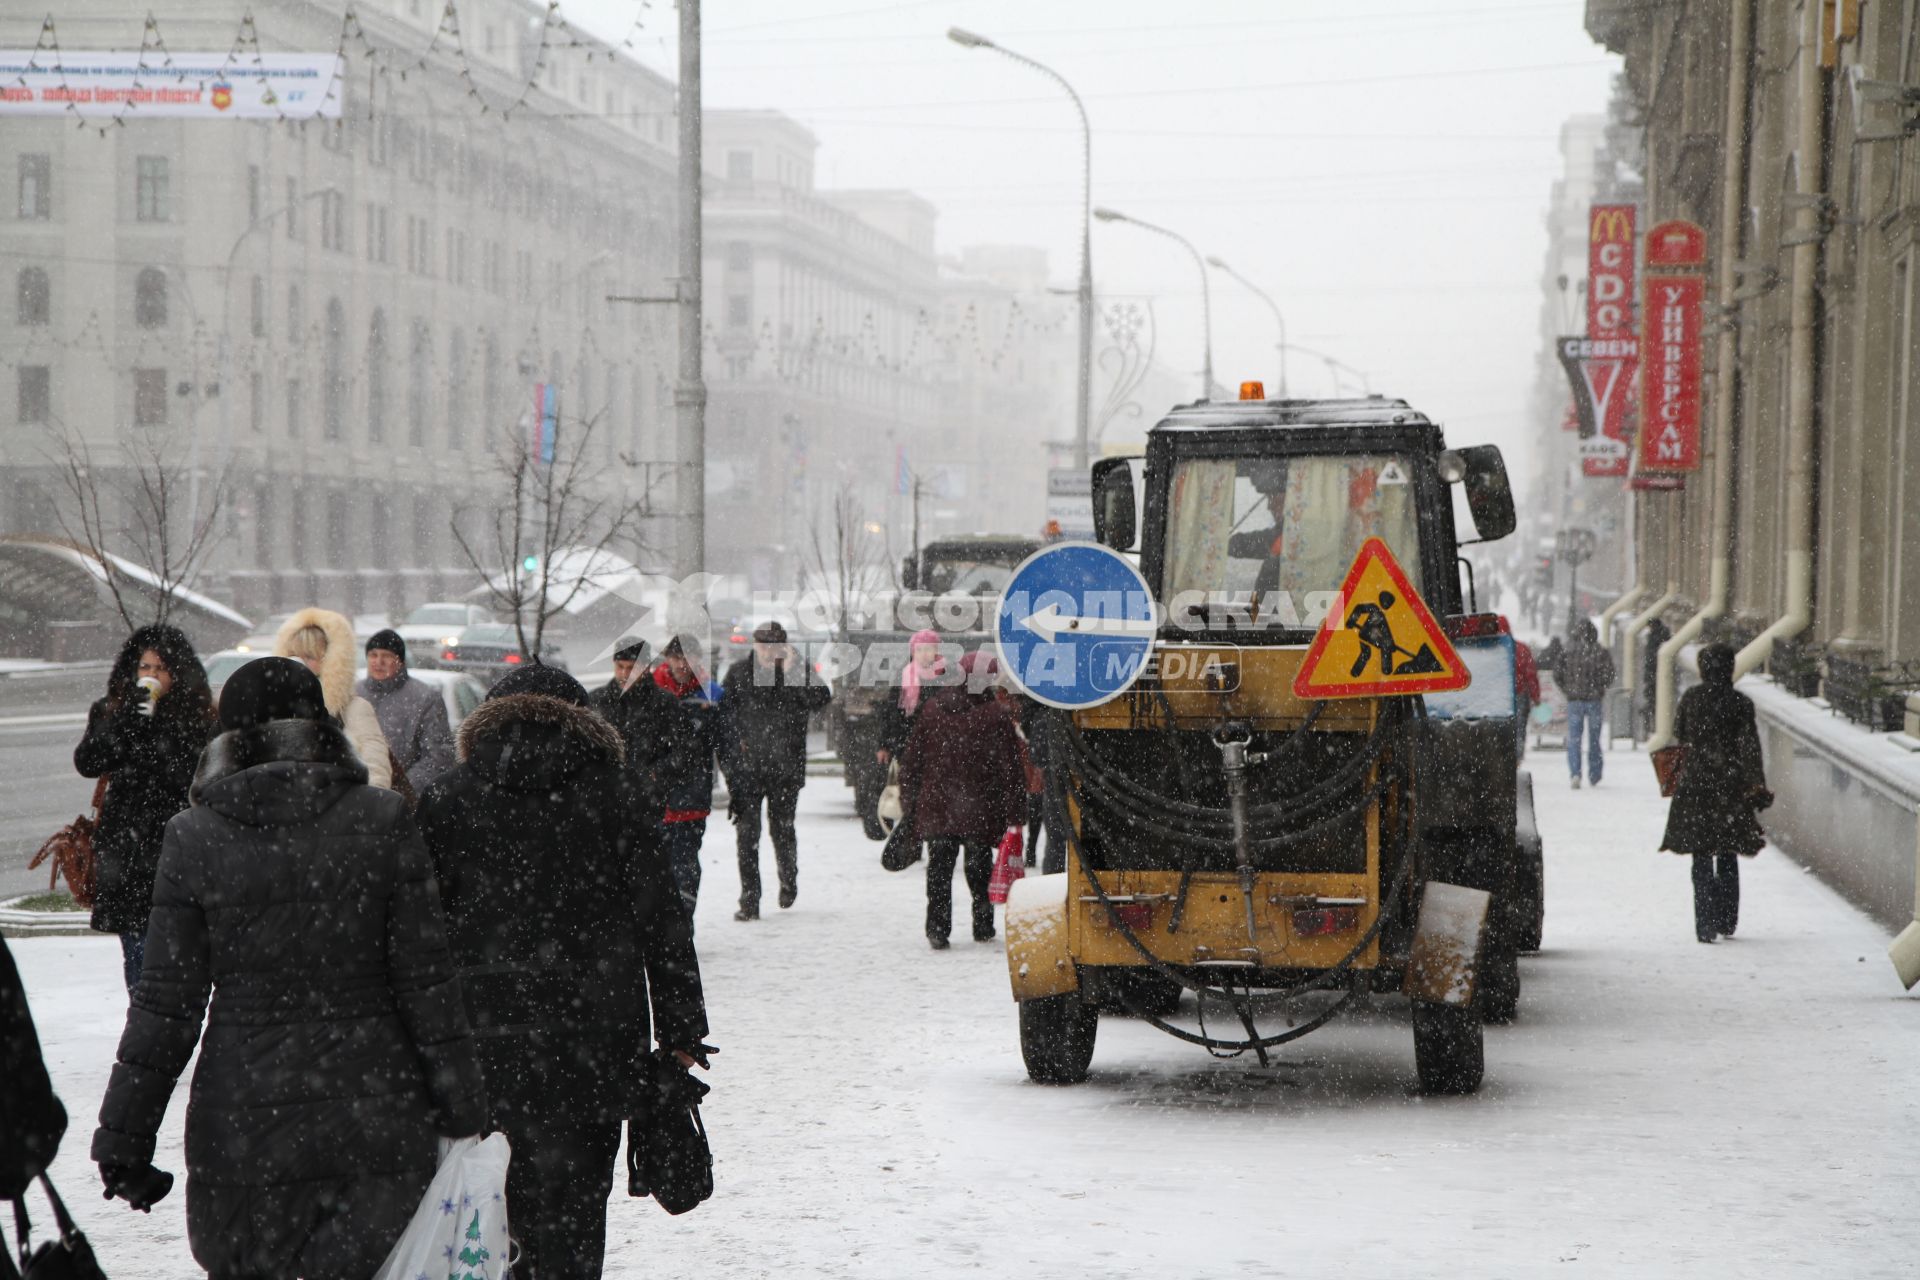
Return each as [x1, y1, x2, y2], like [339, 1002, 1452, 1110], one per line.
[100, 1161, 174, 1212]
[1752, 787, 1775, 811]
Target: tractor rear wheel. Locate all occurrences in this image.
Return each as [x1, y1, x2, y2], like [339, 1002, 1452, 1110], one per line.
[1019, 994, 1099, 1084]
[1477, 945, 1521, 1024]
[1412, 1000, 1484, 1095]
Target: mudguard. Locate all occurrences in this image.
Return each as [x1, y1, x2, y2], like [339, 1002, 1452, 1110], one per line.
[1404, 881, 1490, 1007]
[1004, 872, 1078, 1001]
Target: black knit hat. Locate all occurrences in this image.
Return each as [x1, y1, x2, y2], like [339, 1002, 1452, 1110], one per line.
[751, 620, 787, 644]
[365, 628, 407, 661]
[487, 663, 591, 707]
[218, 657, 329, 730]
[612, 635, 649, 663]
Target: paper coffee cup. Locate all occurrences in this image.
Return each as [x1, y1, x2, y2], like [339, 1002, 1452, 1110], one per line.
[136, 675, 163, 714]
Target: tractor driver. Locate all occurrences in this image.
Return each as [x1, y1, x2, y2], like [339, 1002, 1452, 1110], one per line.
[1226, 461, 1292, 597]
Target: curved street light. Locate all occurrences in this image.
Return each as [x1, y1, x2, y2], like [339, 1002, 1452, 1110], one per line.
[1206, 255, 1287, 398]
[1093, 205, 1213, 400]
[948, 27, 1093, 469]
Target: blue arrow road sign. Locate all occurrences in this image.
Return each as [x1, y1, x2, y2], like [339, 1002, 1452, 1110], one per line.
[995, 541, 1157, 710]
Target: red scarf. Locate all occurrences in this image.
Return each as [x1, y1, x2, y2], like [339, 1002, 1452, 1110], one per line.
[653, 663, 709, 823]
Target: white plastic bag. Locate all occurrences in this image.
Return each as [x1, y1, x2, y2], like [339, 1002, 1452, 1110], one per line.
[372, 1132, 514, 1280]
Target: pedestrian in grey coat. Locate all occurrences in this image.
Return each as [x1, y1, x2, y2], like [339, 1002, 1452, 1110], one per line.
[358, 629, 456, 793]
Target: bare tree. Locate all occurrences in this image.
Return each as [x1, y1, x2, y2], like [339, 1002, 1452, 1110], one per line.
[808, 480, 888, 641]
[453, 409, 662, 657]
[48, 428, 228, 631]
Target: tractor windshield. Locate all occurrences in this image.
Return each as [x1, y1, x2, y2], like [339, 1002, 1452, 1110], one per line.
[1163, 453, 1423, 622]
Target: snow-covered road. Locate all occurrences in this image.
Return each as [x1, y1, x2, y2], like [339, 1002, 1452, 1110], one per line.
[14, 744, 1916, 1278]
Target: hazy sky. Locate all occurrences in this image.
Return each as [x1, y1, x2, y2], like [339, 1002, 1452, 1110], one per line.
[572, 0, 1620, 478]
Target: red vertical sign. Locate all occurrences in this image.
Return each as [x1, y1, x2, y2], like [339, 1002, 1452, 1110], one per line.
[1583, 203, 1637, 477]
[1639, 220, 1707, 473]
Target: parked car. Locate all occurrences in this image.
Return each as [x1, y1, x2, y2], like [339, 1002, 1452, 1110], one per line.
[397, 602, 497, 663]
[436, 623, 566, 684]
[202, 651, 486, 729]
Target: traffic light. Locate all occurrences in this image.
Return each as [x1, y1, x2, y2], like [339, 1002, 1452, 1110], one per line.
[522, 554, 540, 574]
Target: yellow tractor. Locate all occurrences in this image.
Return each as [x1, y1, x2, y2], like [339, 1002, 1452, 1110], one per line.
[1001, 392, 1529, 1093]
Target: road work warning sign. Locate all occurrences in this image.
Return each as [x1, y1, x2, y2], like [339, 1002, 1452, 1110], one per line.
[1292, 537, 1470, 700]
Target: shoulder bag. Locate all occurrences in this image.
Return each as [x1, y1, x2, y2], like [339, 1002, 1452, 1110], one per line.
[626, 1053, 714, 1216]
[1650, 744, 1687, 798]
[27, 779, 107, 909]
[3, 1175, 107, 1280]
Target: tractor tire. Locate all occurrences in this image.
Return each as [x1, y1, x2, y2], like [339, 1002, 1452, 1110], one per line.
[1412, 999, 1484, 1095]
[1477, 944, 1521, 1024]
[1019, 994, 1099, 1085]
[1513, 845, 1545, 953]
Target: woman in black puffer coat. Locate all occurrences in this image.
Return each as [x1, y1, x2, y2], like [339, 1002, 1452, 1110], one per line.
[416, 664, 709, 1280]
[74, 624, 218, 990]
[91, 658, 486, 1280]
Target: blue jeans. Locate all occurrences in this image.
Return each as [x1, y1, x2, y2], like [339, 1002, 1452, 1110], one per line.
[660, 819, 707, 920]
[1566, 699, 1604, 782]
[119, 930, 145, 992]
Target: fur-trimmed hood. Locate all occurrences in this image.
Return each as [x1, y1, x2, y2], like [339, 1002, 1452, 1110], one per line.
[191, 717, 372, 827]
[273, 607, 358, 718]
[456, 692, 624, 792]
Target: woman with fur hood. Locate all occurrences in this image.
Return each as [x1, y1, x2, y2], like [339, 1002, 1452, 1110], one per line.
[416, 664, 708, 1279]
[91, 657, 486, 1279]
[74, 623, 219, 989]
[274, 607, 392, 789]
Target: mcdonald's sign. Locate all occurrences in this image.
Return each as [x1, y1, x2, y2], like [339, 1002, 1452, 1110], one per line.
[1583, 203, 1637, 478]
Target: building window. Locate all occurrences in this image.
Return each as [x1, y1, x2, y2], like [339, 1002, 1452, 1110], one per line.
[285, 178, 300, 240]
[366, 203, 389, 263]
[16, 268, 49, 326]
[320, 190, 346, 252]
[133, 368, 168, 426]
[726, 150, 753, 184]
[484, 334, 501, 430]
[18, 154, 50, 220]
[370, 501, 391, 565]
[726, 294, 751, 328]
[726, 241, 752, 272]
[408, 320, 431, 445]
[135, 156, 170, 222]
[286, 376, 302, 437]
[134, 267, 168, 328]
[250, 275, 266, 338]
[324, 298, 346, 439]
[326, 491, 350, 568]
[17, 365, 50, 424]
[247, 165, 260, 225]
[447, 329, 467, 447]
[367, 309, 389, 442]
[249, 372, 264, 432]
[288, 284, 303, 345]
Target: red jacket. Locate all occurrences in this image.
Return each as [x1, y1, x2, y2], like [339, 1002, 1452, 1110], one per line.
[900, 688, 1026, 840]
[1514, 640, 1541, 704]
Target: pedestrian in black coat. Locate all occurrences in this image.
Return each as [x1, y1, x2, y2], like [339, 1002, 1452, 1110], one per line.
[74, 624, 218, 990]
[718, 622, 832, 920]
[1, 934, 66, 1200]
[592, 637, 677, 802]
[1661, 644, 1771, 943]
[416, 664, 709, 1280]
[91, 657, 486, 1280]
[651, 639, 722, 919]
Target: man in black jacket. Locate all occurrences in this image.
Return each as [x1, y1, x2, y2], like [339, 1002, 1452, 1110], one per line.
[719, 621, 832, 921]
[591, 636, 677, 803]
[417, 664, 708, 1279]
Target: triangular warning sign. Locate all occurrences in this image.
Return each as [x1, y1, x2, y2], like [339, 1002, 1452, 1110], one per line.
[1292, 537, 1470, 700]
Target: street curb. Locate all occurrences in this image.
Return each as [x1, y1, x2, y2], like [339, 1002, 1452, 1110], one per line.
[0, 895, 96, 939]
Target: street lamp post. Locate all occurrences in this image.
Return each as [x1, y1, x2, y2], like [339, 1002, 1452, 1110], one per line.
[948, 27, 1093, 471]
[1093, 205, 1213, 400]
[1206, 255, 1286, 398]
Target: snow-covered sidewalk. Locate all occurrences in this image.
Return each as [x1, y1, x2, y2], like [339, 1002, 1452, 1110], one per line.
[14, 744, 1916, 1277]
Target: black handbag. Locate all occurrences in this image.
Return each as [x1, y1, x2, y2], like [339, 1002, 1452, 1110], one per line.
[625, 1054, 713, 1216]
[879, 817, 921, 872]
[3, 1176, 106, 1280]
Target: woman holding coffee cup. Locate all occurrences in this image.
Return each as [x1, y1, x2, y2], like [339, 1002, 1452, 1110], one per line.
[74, 624, 218, 991]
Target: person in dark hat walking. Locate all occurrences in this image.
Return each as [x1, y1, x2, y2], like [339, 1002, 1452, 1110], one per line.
[92, 657, 486, 1280]
[416, 664, 708, 1278]
[1660, 644, 1773, 943]
[591, 636, 675, 800]
[357, 627, 457, 794]
[718, 621, 832, 921]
